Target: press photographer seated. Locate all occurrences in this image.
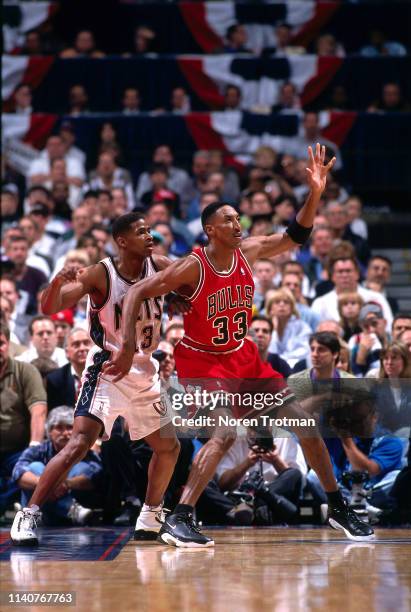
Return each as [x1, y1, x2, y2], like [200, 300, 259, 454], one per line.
[208, 429, 307, 525]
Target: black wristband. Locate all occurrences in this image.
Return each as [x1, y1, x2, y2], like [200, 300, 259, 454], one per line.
[286, 218, 313, 245]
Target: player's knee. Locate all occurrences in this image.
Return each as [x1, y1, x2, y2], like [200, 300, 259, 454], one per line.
[62, 433, 90, 465]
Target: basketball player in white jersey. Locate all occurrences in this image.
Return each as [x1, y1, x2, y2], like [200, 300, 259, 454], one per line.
[11, 213, 183, 546]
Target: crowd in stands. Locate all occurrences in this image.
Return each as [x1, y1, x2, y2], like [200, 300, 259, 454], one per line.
[1, 6, 410, 528]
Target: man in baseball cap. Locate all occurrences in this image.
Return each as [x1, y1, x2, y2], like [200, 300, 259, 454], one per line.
[51, 310, 74, 348]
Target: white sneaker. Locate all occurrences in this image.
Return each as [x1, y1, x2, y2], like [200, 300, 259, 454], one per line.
[134, 505, 167, 541]
[67, 501, 93, 525]
[10, 507, 41, 546]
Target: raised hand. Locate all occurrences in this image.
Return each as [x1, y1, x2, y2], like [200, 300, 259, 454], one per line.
[306, 143, 336, 194]
[167, 292, 192, 320]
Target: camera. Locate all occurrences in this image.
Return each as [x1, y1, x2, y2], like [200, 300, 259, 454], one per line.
[248, 432, 274, 454]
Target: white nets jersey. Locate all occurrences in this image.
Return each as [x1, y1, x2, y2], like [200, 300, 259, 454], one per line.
[88, 256, 163, 360]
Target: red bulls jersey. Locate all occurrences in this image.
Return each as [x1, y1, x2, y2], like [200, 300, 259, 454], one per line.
[181, 247, 254, 353]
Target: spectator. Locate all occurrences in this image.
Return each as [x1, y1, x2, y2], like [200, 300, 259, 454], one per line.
[281, 273, 320, 332]
[68, 84, 90, 116]
[392, 314, 411, 340]
[249, 316, 291, 378]
[18, 217, 51, 277]
[364, 255, 398, 315]
[12, 84, 33, 115]
[122, 87, 141, 115]
[187, 191, 219, 242]
[376, 341, 411, 435]
[289, 332, 354, 401]
[53, 205, 93, 262]
[298, 227, 333, 286]
[1, 186, 19, 228]
[22, 30, 44, 55]
[337, 339, 352, 373]
[50, 310, 75, 349]
[60, 30, 105, 58]
[316, 320, 344, 338]
[349, 303, 389, 377]
[52, 249, 91, 284]
[13, 406, 102, 525]
[224, 85, 242, 110]
[16, 315, 68, 367]
[181, 150, 211, 211]
[208, 150, 240, 200]
[28, 203, 57, 261]
[90, 224, 112, 259]
[272, 195, 298, 233]
[152, 223, 178, 259]
[368, 82, 411, 113]
[361, 29, 407, 57]
[326, 85, 350, 112]
[0, 276, 30, 345]
[281, 112, 342, 171]
[4, 235, 48, 315]
[46, 328, 92, 410]
[253, 258, 277, 309]
[398, 329, 411, 354]
[311, 257, 393, 329]
[272, 82, 301, 114]
[145, 203, 193, 255]
[214, 429, 307, 525]
[45, 157, 82, 213]
[170, 87, 191, 114]
[345, 196, 368, 240]
[156, 341, 175, 381]
[223, 24, 251, 53]
[281, 260, 311, 301]
[266, 288, 311, 368]
[324, 201, 370, 268]
[135, 144, 190, 203]
[132, 25, 156, 54]
[88, 152, 134, 210]
[165, 323, 185, 347]
[140, 164, 180, 216]
[0, 297, 23, 349]
[337, 292, 364, 342]
[76, 234, 102, 265]
[315, 33, 345, 57]
[59, 121, 86, 167]
[263, 23, 305, 56]
[28, 135, 85, 188]
[0, 320, 47, 511]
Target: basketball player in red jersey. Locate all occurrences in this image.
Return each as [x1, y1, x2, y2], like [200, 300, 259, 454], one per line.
[105, 145, 375, 546]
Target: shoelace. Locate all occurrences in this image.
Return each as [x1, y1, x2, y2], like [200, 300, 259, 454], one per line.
[183, 514, 202, 534]
[155, 508, 170, 525]
[345, 505, 370, 531]
[22, 511, 39, 532]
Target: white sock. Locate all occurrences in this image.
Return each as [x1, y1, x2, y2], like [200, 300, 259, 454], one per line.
[142, 502, 163, 512]
[26, 505, 39, 513]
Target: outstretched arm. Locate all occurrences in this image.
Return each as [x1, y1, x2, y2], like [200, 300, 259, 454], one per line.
[103, 256, 199, 381]
[242, 144, 336, 265]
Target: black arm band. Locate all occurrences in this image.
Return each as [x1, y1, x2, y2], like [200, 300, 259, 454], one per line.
[286, 218, 313, 245]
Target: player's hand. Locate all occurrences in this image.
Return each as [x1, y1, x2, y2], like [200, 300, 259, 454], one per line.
[103, 346, 134, 382]
[167, 293, 192, 319]
[54, 266, 78, 286]
[306, 143, 336, 194]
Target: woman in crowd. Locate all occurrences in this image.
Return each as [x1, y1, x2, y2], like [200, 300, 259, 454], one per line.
[265, 288, 311, 368]
[377, 341, 411, 435]
[338, 292, 364, 341]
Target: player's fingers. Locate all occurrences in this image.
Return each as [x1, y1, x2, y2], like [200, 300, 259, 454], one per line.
[316, 142, 321, 160]
[321, 145, 326, 163]
[327, 156, 337, 170]
[308, 146, 315, 165]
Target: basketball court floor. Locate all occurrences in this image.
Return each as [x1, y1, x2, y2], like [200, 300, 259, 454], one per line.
[1, 526, 410, 611]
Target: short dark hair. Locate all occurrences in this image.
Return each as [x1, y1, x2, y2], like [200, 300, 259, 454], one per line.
[8, 235, 29, 246]
[273, 194, 298, 210]
[393, 312, 411, 324]
[251, 315, 273, 334]
[83, 189, 99, 200]
[369, 255, 392, 268]
[226, 24, 241, 40]
[111, 212, 145, 241]
[29, 315, 55, 336]
[201, 201, 234, 229]
[329, 256, 359, 275]
[309, 331, 340, 355]
[149, 163, 168, 177]
[0, 318, 10, 341]
[97, 189, 112, 200]
[27, 185, 51, 198]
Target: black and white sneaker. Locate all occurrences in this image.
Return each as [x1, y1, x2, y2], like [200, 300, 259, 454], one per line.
[134, 506, 168, 541]
[10, 507, 41, 546]
[328, 502, 375, 541]
[157, 513, 214, 548]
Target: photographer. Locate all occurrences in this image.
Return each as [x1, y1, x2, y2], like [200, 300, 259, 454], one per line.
[214, 430, 307, 525]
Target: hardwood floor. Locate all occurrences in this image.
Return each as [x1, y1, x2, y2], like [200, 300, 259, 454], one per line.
[1, 527, 410, 612]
